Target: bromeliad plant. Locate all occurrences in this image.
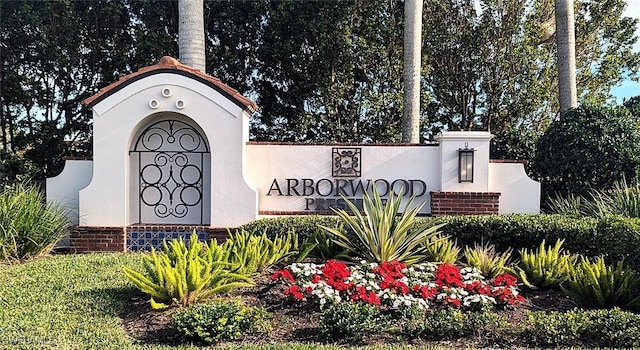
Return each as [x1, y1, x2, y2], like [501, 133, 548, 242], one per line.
[123, 233, 253, 309]
[319, 187, 444, 265]
[562, 256, 640, 309]
[271, 260, 525, 311]
[516, 239, 577, 289]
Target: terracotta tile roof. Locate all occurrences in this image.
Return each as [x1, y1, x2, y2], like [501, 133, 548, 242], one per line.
[83, 56, 258, 112]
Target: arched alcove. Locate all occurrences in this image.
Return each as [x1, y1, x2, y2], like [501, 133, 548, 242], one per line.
[129, 113, 211, 225]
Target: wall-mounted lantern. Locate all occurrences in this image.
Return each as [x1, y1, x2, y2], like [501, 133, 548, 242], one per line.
[458, 142, 475, 183]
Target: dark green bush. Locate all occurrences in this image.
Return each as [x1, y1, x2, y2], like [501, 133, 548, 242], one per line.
[522, 308, 640, 348]
[536, 104, 640, 198]
[583, 308, 640, 347]
[522, 309, 585, 347]
[400, 307, 466, 340]
[318, 302, 387, 343]
[240, 214, 640, 271]
[172, 299, 269, 343]
[239, 216, 340, 242]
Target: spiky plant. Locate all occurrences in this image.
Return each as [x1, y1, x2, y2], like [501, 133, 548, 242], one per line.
[123, 232, 253, 309]
[425, 234, 460, 264]
[516, 239, 577, 289]
[224, 229, 298, 275]
[562, 256, 640, 309]
[319, 187, 444, 265]
[464, 241, 513, 278]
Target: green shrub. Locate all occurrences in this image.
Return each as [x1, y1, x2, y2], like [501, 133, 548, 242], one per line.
[122, 233, 253, 309]
[400, 307, 466, 340]
[522, 310, 584, 347]
[318, 302, 387, 343]
[464, 241, 513, 278]
[516, 239, 576, 289]
[464, 311, 511, 341]
[425, 234, 460, 264]
[319, 187, 444, 265]
[0, 183, 70, 261]
[240, 216, 341, 242]
[224, 229, 297, 275]
[172, 298, 269, 343]
[241, 214, 640, 272]
[562, 256, 640, 309]
[583, 308, 640, 347]
[536, 104, 640, 199]
[522, 308, 640, 348]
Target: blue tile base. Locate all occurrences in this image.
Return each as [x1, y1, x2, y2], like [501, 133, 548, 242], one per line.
[126, 226, 218, 251]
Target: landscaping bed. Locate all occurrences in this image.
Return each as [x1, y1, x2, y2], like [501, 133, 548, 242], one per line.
[119, 271, 580, 348]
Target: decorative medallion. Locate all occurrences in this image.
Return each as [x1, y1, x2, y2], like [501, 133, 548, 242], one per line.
[332, 147, 361, 177]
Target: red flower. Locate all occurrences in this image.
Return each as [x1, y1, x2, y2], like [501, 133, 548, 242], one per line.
[493, 274, 518, 287]
[322, 260, 351, 281]
[311, 274, 321, 283]
[271, 269, 295, 283]
[284, 285, 304, 300]
[444, 295, 462, 307]
[350, 286, 381, 305]
[435, 264, 463, 287]
[464, 280, 491, 295]
[413, 284, 438, 300]
[373, 260, 406, 279]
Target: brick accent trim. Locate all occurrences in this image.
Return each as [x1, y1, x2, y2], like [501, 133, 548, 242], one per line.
[71, 225, 235, 252]
[71, 226, 126, 253]
[430, 191, 500, 216]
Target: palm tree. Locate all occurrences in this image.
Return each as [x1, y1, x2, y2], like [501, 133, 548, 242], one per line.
[555, 0, 577, 113]
[402, 0, 422, 143]
[178, 0, 206, 72]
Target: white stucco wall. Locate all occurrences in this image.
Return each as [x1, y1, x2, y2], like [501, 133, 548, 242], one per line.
[245, 145, 441, 214]
[78, 73, 257, 227]
[46, 160, 94, 225]
[489, 162, 541, 213]
[436, 131, 493, 192]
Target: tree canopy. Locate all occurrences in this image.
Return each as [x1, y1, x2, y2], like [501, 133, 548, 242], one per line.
[1, 0, 638, 180]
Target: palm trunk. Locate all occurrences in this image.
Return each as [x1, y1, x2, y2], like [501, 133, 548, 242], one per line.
[402, 0, 422, 143]
[555, 0, 577, 113]
[178, 0, 206, 72]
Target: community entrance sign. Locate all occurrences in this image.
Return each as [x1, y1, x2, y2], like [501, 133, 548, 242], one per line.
[46, 57, 540, 252]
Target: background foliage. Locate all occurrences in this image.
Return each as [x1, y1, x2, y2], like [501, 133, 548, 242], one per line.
[1, 0, 639, 182]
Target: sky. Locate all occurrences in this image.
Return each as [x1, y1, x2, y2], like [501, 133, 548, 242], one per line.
[610, 0, 640, 102]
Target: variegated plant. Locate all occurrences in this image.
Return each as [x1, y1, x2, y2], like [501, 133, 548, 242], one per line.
[319, 186, 444, 265]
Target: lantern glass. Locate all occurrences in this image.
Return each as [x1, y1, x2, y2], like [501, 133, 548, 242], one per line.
[458, 147, 475, 183]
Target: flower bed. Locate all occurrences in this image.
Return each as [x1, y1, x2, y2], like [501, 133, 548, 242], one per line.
[272, 260, 524, 311]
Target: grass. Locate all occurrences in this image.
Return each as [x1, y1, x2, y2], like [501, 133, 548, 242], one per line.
[0, 253, 464, 350]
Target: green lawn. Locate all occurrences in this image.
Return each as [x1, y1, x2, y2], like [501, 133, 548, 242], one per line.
[0, 253, 460, 350]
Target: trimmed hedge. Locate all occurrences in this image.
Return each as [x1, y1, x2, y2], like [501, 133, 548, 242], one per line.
[240, 214, 640, 271]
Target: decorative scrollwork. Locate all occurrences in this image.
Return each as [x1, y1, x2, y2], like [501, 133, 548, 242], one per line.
[132, 119, 209, 224]
[133, 120, 209, 153]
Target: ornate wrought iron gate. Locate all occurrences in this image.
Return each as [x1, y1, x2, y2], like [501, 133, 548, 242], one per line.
[130, 119, 209, 224]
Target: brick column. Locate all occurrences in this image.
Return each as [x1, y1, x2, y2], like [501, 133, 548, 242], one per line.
[430, 191, 500, 216]
[71, 226, 126, 252]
